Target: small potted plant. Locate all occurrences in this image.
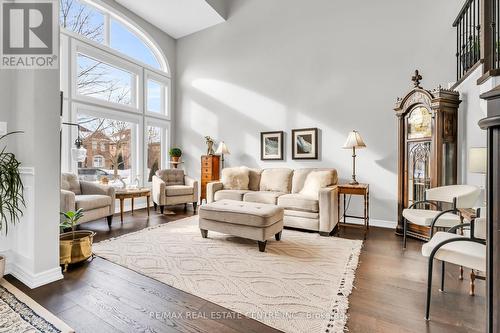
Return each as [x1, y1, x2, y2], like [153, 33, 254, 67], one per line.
[169, 147, 182, 163]
[59, 209, 96, 272]
[0, 131, 25, 278]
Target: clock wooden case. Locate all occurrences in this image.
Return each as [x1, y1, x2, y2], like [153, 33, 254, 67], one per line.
[393, 71, 461, 241]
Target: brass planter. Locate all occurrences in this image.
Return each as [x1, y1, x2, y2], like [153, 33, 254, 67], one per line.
[59, 230, 96, 272]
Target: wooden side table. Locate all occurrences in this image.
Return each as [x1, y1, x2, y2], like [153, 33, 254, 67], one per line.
[115, 188, 151, 223]
[337, 183, 369, 238]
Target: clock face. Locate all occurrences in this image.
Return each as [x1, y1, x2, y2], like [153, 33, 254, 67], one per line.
[407, 106, 432, 139]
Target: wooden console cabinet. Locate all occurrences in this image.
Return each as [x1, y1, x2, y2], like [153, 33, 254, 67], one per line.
[200, 155, 220, 202]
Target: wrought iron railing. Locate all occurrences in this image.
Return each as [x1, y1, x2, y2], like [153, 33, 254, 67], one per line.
[453, 0, 481, 81]
[492, 0, 500, 70]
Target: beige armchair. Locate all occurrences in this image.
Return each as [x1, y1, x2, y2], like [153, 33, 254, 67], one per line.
[152, 169, 198, 213]
[60, 173, 116, 227]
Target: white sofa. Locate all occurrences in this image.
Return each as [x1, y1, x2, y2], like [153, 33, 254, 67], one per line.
[206, 167, 339, 236]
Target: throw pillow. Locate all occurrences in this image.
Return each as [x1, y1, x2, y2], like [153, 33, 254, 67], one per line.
[222, 167, 250, 190]
[300, 170, 333, 198]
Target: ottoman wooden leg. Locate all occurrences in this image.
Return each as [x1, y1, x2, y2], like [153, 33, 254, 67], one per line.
[275, 231, 282, 241]
[258, 240, 267, 252]
[200, 229, 208, 238]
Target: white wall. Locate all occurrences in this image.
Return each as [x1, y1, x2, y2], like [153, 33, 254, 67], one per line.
[175, 0, 463, 225]
[0, 60, 62, 287]
[454, 65, 499, 206]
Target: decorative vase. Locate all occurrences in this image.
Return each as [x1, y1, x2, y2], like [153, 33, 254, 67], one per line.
[171, 156, 180, 163]
[59, 230, 96, 272]
[0, 255, 5, 278]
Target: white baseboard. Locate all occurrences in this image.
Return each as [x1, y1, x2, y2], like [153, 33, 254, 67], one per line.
[10, 265, 63, 289]
[343, 217, 397, 229]
[2, 250, 63, 288]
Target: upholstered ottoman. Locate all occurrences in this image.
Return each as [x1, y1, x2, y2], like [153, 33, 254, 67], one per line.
[199, 199, 284, 252]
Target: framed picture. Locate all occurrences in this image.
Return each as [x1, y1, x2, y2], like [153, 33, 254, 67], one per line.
[261, 131, 284, 160]
[292, 128, 318, 160]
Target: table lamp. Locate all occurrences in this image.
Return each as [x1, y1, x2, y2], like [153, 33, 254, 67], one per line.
[216, 141, 230, 169]
[343, 130, 366, 185]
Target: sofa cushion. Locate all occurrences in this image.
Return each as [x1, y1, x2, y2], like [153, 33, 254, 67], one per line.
[247, 168, 263, 191]
[259, 168, 292, 193]
[278, 193, 319, 213]
[165, 185, 194, 196]
[300, 170, 335, 198]
[214, 190, 251, 202]
[222, 167, 249, 190]
[156, 169, 184, 185]
[199, 199, 283, 227]
[243, 191, 285, 205]
[292, 168, 338, 193]
[61, 173, 81, 195]
[75, 195, 112, 211]
[284, 209, 319, 219]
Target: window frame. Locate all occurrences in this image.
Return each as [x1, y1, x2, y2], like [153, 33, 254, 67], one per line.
[71, 39, 142, 112]
[60, 0, 168, 73]
[145, 69, 171, 120]
[60, 0, 172, 188]
[143, 119, 170, 185]
[71, 102, 143, 185]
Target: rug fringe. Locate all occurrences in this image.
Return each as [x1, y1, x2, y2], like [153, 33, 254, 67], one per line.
[325, 241, 363, 333]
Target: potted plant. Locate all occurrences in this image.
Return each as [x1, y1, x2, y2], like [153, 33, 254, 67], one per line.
[0, 131, 25, 278]
[169, 147, 182, 163]
[59, 209, 96, 272]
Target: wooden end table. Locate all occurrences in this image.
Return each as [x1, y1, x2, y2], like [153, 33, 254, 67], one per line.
[337, 183, 370, 238]
[115, 188, 151, 222]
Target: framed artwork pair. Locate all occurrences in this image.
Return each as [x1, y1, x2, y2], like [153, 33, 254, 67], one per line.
[260, 128, 318, 160]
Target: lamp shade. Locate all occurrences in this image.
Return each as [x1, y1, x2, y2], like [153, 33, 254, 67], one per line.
[469, 147, 487, 174]
[216, 141, 230, 155]
[343, 130, 366, 149]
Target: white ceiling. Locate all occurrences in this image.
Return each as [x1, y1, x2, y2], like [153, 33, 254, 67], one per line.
[115, 0, 225, 39]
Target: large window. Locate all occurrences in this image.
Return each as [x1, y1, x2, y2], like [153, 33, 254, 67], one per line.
[60, 0, 170, 186]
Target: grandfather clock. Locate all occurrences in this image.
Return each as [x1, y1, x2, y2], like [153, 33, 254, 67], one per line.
[393, 70, 461, 240]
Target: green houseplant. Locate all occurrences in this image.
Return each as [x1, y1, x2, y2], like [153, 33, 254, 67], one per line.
[169, 147, 182, 163]
[59, 209, 96, 272]
[0, 131, 25, 278]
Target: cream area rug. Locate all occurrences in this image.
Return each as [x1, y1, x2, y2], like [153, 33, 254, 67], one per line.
[0, 279, 74, 333]
[93, 216, 363, 333]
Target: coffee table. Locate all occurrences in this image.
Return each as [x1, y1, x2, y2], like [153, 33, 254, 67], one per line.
[115, 188, 151, 222]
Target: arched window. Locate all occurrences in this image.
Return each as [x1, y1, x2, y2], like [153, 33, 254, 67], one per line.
[59, 0, 167, 72]
[60, 0, 171, 186]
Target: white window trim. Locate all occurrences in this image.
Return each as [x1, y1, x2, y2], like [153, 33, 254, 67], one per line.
[71, 39, 143, 112]
[145, 69, 171, 120]
[71, 102, 143, 184]
[144, 119, 170, 185]
[61, 0, 172, 188]
[65, 0, 169, 74]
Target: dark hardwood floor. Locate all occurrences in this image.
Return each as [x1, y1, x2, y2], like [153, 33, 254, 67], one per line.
[6, 207, 485, 333]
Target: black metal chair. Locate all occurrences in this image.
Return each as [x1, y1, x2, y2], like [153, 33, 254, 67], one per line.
[421, 208, 486, 320]
[402, 185, 480, 249]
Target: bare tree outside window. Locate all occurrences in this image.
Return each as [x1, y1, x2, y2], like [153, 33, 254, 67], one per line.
[60, 0, 104, 42]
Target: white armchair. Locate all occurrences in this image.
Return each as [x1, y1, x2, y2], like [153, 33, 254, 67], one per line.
[402, 185, 480, 248]
[421, 209, 486, 320]
[152, 169, 198, 213]
[60, 173, 116, 227]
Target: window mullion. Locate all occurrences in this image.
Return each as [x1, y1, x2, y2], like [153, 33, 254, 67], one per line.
[104, 13, 110, 46]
